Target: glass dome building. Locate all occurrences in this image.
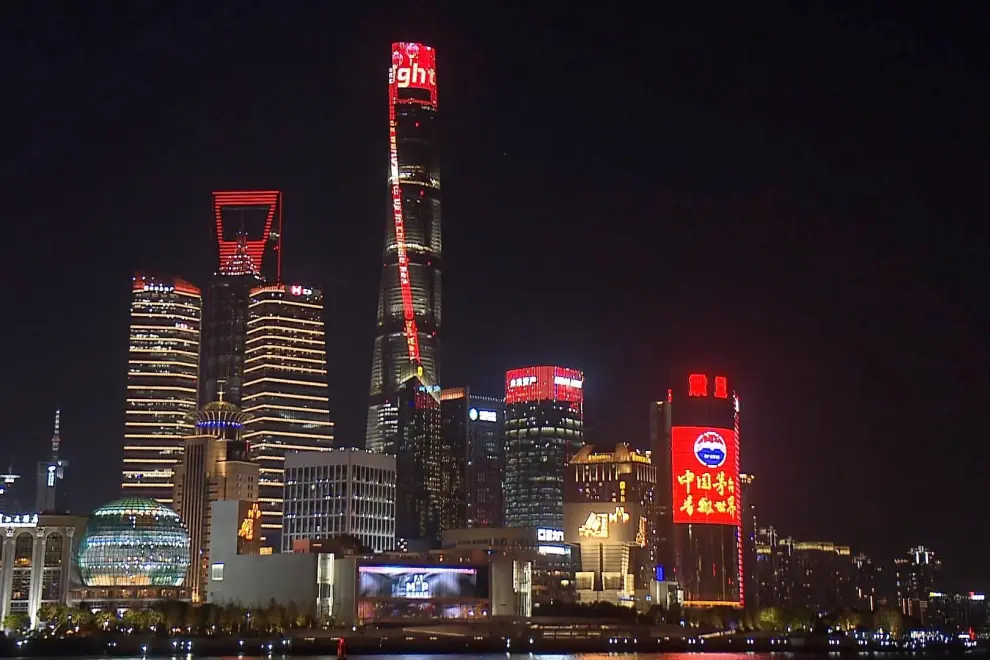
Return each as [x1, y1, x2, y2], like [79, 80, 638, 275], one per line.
[77, 497, 191, 587]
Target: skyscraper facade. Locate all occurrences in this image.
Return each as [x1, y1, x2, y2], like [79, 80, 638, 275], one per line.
[504, 366, 584, 529]
[200, 190, 282, 407]
[664, 371, 743, 607]
[243, 283, 333, 548]
[393, 376, 444, 545]
[121, 275, 202, 504]
[440, 387, 504, 528]
[282, 449, 396, 553]
[366, 42, 442, 453]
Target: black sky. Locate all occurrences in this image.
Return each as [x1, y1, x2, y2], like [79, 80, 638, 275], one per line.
[1, 3, 987, 589]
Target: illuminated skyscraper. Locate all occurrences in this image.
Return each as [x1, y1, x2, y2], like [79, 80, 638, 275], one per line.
[121, 275, 202, 504]
[366, 42, 442, 453]
[243, 283, 333, 548]
[664, 371, 743, 607]
[200, 190, 282, 407]
[504, 366, 584, 529]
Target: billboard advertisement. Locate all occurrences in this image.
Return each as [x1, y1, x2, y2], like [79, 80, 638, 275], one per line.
[357, 565, 487, 600]
[671, 425, 740, 525]
[390, 42, 437, 106]
[505, 365, 584, 405]
[564, 502, 648, 546]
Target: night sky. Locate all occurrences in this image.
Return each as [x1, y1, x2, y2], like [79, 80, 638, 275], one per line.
[2, 3, 987, 589]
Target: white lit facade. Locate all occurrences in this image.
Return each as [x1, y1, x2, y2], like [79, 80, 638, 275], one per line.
[282, 449, 395, 553]
[121, 275, 202, 504]
[243, 284, 334, 548]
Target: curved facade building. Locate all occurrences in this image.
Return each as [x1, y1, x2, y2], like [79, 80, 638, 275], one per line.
[76, 497, 191, 587]
[366, 42, 442, 453]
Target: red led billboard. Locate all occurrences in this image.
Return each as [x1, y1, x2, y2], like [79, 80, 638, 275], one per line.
[390, 42, 437, 106]
[671, 425, 740, 525]
[505, 366, 584, 405]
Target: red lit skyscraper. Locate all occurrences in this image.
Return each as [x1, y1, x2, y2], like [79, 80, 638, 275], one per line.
[504, 366, 584, 529]
[200, 191, 282, 407]
[657, 372, 744, 607]
[366, 43, 442, 453]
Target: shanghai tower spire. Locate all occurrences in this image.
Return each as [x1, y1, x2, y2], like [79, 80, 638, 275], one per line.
[366, 42, 442, 454]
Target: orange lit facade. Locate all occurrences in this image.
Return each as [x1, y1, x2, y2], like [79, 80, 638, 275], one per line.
[121, 275, 202, 505]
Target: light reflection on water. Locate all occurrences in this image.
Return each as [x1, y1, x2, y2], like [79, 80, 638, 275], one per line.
[13, 655, 798, 660]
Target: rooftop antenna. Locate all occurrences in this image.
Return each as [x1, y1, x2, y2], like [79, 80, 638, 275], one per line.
[51, 406, 61, 461]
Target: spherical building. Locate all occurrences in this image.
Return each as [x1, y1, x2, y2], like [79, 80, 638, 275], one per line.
[77, 497, 191, 587]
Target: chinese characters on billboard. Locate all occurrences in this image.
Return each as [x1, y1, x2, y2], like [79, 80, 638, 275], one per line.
[357, 565, 487, 600]
[505, 365, 584, 405]
[671, 426, 740, 525]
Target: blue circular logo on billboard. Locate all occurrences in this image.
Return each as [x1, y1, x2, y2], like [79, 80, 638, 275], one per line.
[693, 431, 727, 468]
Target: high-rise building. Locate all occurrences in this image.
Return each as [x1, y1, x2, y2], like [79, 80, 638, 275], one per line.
[739, 473, 758, 611]
[648, 399, 675, 574]
[853, 552, 878, 611]
[173, 397, 259, 601]
[441, 387, 504, 528]
[200, 190, 282, 407]
[566, 443, 658, 596]
[121, 275, 202, 504]
[393, 376, 444, 545]
[664, 371, 743, 607]
[243, 283, 334, 549]
[504, 366, 584, 529]
[366, 42, 442, 454]
[282, 449, 396, 553]
[786, 539, 855, 613]
[36, 408, 68, 513]
[895, 545, 942, 620]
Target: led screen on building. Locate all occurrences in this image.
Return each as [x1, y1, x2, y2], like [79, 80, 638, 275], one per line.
[505, 366, 584, 405]
[671, 425, 740, 525]
[390, 42, 437, 105]
[357, 565, 487, 599]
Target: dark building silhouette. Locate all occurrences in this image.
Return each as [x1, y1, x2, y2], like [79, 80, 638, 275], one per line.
[441, 387, 503, 528]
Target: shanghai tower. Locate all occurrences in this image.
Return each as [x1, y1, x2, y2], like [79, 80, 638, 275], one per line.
[366, 42, 442, 454]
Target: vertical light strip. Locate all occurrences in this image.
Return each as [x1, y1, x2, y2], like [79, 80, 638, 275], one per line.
[387, 87, 421, 364]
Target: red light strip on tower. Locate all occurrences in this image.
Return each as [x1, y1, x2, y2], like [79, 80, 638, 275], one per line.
[734, 391, 744, 607]
[388, 91, 420, 364]
[386, 42, 436, 366]
[212, 191, 281, 275]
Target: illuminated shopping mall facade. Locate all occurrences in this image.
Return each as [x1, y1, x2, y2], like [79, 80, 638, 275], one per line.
[366, 42, 442, 454]
[121, 275, 202, 504]
[243, 284, 333, 548]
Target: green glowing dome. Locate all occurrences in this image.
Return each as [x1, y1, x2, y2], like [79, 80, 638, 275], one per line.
[77, 497, 191, 587]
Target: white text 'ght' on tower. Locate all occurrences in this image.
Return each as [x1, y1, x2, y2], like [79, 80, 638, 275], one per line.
[121, 275, 202, 504]
[243, 284, 334, 549]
